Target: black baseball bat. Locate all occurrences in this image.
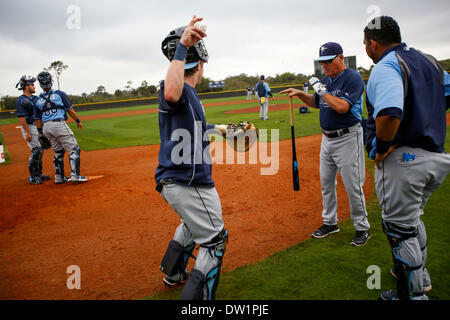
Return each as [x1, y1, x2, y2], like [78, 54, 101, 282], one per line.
[289, 97, 300, 191]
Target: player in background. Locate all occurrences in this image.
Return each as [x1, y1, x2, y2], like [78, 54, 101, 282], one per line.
[15, 75, 50, 185]
[254, 75, 273, 120]
[34, 72, 87, 184]
[246, 86, 252, 100]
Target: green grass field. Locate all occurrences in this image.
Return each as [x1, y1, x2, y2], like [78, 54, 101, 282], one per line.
[68, 95, 322, 150]
[147, 131, 450, 300]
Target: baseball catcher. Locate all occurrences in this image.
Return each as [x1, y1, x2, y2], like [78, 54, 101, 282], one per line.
[156, 16, 228, 301]
[15, 75, 51, 185]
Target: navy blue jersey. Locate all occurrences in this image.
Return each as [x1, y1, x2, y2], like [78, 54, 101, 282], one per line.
[34, 90, 72, 123]
[155, 82, 215, 190]
[16, 95, 38, 124]
[366, 43, 450, 153]
[314, 68, 365, 131]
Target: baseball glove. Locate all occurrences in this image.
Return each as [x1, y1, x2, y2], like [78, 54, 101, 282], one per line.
[225, 121, 258, 152]
[38, 134, 51, 149]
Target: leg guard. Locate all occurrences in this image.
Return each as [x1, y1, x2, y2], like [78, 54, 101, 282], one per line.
[160, 240, 195, 277]
[53, 148, 66, 180]
[69, 146, 81, 178]
[29, 147, 44, 181]
[382, 220, 423, 300]
[416, 220, 431, 291]
[181, 229, 228, 300]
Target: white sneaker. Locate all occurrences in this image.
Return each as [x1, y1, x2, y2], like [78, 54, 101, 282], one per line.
[69, 175, 88, 183]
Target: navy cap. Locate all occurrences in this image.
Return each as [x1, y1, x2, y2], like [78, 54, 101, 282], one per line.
[316, 42, 343, 61]
[260, 75, 265, 80]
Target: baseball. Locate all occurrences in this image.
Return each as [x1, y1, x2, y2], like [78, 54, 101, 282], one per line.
[194, 21, 207, 33]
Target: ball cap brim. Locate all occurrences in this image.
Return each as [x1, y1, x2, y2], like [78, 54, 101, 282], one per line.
[315, 42, 343, 61]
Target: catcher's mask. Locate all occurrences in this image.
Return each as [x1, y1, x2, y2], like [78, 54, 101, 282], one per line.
[161, 26, 209, 70]
[37, 71, 53, 90]
[15, 75, 36, 91]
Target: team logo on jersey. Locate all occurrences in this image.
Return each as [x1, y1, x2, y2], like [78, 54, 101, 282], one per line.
[402, 152, 415, 163]
[38, 98, 46, 105]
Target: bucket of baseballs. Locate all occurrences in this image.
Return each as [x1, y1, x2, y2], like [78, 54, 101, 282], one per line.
[0, 145, 5, 163]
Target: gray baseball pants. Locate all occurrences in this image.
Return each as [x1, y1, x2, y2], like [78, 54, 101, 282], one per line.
[161, 183, 225, 282]
[376, 146, 450, 297]
[320, 124, 370, 231]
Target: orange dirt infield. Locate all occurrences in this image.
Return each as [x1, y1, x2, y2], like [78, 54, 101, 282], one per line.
[0, 112, 373, 299]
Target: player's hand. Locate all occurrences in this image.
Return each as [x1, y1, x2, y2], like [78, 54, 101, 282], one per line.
[279, 88, 302, 98]
[180, 15, 207, 49]
[215, 124, 227, 137]
[309, 77, 328, 97]
[77, 121, 83, 130]
[374, 145, 397, 169]
[26, 132, 32, 142]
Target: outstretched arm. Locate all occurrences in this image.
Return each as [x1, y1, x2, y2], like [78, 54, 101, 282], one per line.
[279, 88, 316, 108]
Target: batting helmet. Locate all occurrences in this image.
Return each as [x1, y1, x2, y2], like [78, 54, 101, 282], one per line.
[37, 71, 53, 90]
[161, 26, 209, 69]
[15, 75, 36, 91]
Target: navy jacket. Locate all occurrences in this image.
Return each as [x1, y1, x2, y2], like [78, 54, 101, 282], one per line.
[155, 81, 215, 191]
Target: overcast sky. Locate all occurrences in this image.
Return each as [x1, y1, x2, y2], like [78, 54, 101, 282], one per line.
[0, 0, 449, 97]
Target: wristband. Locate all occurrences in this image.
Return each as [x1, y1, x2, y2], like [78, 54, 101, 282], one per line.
[76, 119, 81, 124]
[37, 127, 43, 134]
[320, 91, 328, 98]
[173, 43, 188, 62]
[375, 137, 393, 155]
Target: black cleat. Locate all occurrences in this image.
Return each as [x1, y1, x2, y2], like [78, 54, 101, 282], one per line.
[379, 290, 399, 300]
[163, 270, 188, 287]
[55, 176, 70, 184]
[40, 174, 51, 181]
[29, 178, 43, 185]
[350, 230, 371, 246]
[312, 224, 340, 239]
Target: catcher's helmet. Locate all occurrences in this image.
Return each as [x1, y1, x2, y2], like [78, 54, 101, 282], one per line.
[15, 75, 36, 91]
[37, 71, 53, 90]
[161, 26, 209, 69]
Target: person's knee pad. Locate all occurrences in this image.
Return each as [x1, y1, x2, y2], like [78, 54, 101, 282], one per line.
[382, 220, 422, 299]
[201, 229, 229, 300]
[160, 240, 195, 277]
[53, 148, 65, 177]
[180, 269, 205, 300]
[69, 147, 81, 176]
[29, 147, 44, 177]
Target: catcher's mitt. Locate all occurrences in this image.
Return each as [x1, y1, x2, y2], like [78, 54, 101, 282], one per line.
[225, 121, 258, 152]
[38, 134, 51, 149]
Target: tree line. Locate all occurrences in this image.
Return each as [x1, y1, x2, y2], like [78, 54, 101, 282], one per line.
[2, 59, 449, 110]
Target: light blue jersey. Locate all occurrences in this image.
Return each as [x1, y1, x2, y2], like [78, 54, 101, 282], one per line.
[34, 90, 73, 123]
[366, 50, 404, 119]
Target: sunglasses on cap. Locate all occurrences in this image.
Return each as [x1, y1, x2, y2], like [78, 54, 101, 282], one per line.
[319, 57, 336, 65]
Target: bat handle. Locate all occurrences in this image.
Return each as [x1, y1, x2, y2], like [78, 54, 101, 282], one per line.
[289, 97, 294, 126]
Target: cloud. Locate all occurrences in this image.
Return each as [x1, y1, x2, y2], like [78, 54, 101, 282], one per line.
[0, 0, 449, 96]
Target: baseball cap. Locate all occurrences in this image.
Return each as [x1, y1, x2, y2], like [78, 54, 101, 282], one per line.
[260, 75, 265, 80]
[185, 61, 199, 70]
[316, 42, 343, 61]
